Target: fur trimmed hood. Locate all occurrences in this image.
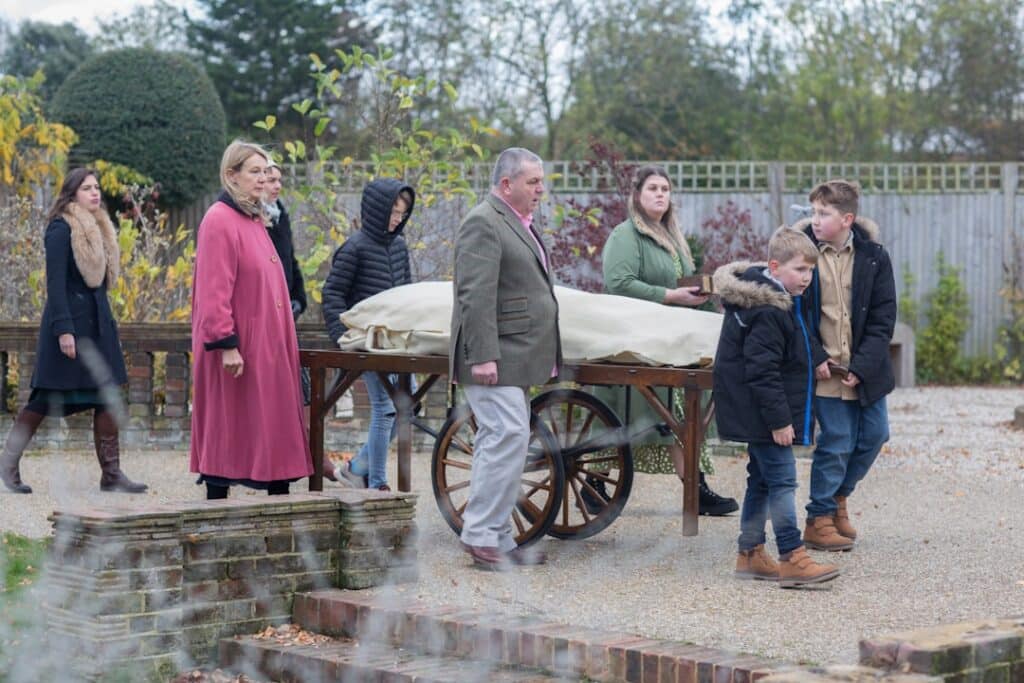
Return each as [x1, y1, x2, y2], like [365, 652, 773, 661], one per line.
[63, 202, 120, 288]
[792, 215, 881, 244]
[713, 260, 792, 311]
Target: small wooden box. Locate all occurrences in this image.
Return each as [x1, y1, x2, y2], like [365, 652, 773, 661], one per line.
[677, 274, 714, 295]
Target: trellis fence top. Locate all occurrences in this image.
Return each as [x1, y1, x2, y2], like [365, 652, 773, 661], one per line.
[282, 160, 1017, 194]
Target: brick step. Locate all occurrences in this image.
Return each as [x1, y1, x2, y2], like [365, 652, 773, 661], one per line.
[220, 631, 574, 682]
[291, 589, 786, 683]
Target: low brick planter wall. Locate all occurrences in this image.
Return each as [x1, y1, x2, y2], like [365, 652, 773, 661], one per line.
[39, 490, 417, 681]
[861, 619, 1024, 683]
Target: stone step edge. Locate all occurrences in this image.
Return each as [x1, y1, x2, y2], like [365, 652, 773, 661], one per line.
[220, 632, 574, 683]
[293, 588, 788, 683]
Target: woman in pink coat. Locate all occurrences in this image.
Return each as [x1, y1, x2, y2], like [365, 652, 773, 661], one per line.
[190, 140, 312, 498]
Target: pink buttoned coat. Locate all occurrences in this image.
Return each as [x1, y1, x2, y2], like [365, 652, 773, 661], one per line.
[189, 197, 312, 483]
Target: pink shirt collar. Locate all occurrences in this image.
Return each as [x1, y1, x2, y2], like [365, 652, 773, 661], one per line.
[493, 191, 533, 229]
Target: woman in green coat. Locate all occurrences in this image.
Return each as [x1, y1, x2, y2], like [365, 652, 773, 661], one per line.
[596, 165, 737, 516]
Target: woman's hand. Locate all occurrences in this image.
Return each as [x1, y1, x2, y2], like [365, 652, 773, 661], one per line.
[663, 286, 710, 307]
[58, 333, 76, 359]
[222, 348, 244, 378]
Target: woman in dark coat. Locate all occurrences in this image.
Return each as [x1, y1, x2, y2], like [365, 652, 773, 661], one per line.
[0, 168, 147, 494]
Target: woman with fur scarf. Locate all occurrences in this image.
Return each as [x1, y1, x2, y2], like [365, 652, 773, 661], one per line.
[0, 168, 147, 494]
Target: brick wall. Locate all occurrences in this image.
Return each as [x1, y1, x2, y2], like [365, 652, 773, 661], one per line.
[38, 490, 417, 681]
[861, 619, 1024, 683]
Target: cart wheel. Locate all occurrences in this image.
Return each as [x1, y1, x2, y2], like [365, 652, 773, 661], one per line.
[531, 388, 633, 540]
[431, 404, 564, 548]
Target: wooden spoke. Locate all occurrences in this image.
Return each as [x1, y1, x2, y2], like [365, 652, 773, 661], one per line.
[512, 509, 526, 535]
[449, 435, 474, 456]
[439, 458, 472, 471]
[545, 404, 562, 441]
[443, 480, 471, 494]
[573, 411, 597, 446]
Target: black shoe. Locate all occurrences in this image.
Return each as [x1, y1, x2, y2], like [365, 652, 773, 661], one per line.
[579, 474, 611, 515]
[699, 473, 738, 516]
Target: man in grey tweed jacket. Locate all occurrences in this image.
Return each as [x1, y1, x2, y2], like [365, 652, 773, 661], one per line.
[450, 147, 562, 570]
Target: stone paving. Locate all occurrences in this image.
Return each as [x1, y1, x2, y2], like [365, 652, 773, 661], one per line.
[1, 386, 1022, 668]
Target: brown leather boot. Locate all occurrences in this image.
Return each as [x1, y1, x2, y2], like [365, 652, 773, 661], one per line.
[94, 411, 147, 493]
[804, 515, 854, 551]
[734, 544, 780, 581]
[834, 496, 857, 540]
[779, 546, 840, 588]
[0, 408, 45, 494]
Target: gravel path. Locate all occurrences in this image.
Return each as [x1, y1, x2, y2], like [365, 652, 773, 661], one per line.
[3, 386, 1023, 667]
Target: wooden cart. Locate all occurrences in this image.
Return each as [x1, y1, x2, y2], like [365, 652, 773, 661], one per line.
[301, 350, 714, 546]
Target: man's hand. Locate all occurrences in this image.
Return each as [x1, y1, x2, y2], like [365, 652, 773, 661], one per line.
[815, 360, 831, 380]
[470, 361, 498, 385]
[58, 333, 76, 359]
[772, 425, 795, 446]
[841, 371, 861, 388]
[222, 348, 244, 378]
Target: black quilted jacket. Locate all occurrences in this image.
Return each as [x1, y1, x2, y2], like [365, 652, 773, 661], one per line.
[322, 178, 415, 343]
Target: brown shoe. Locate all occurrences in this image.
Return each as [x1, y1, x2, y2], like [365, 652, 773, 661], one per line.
[734, 544, 779, 581]
[461, 543, 510, 571]
[779, 546, 840, 588]
[507, 546, 547, 566]
[834, 496, 857, 540]
[804, 516, 854, 551]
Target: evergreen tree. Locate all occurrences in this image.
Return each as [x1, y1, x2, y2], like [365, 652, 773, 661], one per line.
[185, 0, 375, 135]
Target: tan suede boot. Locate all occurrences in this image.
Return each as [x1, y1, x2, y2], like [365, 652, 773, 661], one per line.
[735, 544, 780, 581]
[834, 496, 857, 540]
[779, 546, 840, 588]
[803, 516, 854, 551]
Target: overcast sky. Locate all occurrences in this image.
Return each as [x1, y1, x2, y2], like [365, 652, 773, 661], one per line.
[0, 0, 194, 34]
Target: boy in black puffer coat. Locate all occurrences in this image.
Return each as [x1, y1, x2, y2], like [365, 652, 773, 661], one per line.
[712, 227, 838, 589]
[322, 178, 416, 491]
[796, 180, 896, 552]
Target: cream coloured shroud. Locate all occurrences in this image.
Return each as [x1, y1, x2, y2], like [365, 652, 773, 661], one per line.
[338, 281, 722, 367]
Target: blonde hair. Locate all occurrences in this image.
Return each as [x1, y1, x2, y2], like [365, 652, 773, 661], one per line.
[219, 139, 269, 218]
[628, 165, 693, 268]
[809, 178, 860, 216]
[769, 226, 819, 265]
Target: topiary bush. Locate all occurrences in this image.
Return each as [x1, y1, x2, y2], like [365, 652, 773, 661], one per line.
[50, 48, 226, 207]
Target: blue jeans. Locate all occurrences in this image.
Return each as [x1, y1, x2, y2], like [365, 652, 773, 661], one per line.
[739, 442, 802, 556]
[349, 372, 415, 489]
[806, 396, 889, 519]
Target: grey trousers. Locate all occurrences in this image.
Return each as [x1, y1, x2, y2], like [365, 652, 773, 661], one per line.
[459, 384, 531, 552]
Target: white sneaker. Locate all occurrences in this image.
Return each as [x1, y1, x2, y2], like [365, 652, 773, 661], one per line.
[336, 461, 367, 489]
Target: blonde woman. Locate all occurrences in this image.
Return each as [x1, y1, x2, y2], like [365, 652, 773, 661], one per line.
[190, 140, 312, 499]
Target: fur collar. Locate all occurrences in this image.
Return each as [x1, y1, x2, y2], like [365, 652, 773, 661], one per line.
[713, 260, 793, 311]
[63, 202, 120, 288]
[792, 215, 881, 245]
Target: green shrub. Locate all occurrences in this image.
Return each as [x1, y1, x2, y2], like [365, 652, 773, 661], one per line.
[50, 48, 226, 206]
[917, 252, 970, 384]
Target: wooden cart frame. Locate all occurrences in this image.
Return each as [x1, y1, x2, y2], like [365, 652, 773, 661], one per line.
[301, 349, 714, 537]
